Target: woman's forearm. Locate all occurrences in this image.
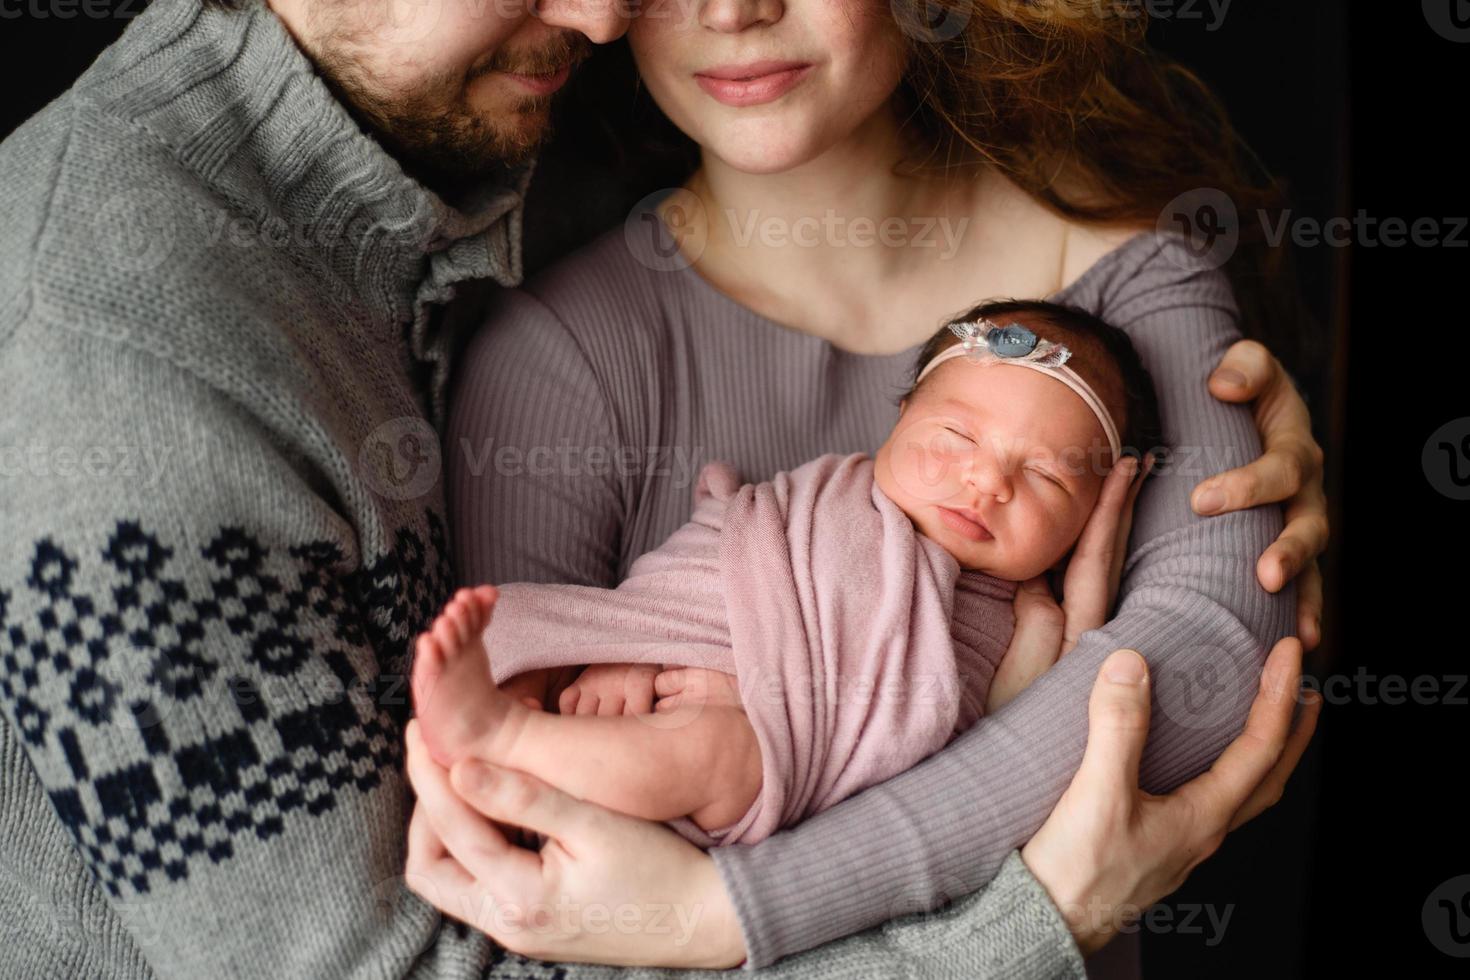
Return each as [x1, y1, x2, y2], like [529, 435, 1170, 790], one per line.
[704, 849, 1085, 978]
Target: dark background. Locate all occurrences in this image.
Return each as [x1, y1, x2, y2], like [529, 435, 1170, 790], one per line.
[2, 1, 1462, 976]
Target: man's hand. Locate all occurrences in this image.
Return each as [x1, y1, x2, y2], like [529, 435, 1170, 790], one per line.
[404, 721, 748, 969]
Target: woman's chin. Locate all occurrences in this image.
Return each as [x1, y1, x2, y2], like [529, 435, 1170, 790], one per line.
[705, 129, 826, 176]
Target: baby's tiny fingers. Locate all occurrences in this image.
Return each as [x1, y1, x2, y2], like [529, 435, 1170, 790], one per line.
[654, 669, 686, 697]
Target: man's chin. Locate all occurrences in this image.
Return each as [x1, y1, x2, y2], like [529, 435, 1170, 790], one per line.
[383, 108, 553, 188]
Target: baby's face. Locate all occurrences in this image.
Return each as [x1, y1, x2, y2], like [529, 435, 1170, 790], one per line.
[874, 357, 1112, 580]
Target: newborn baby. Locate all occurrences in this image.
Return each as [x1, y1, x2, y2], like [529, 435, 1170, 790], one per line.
[412, 298, 1161, 847]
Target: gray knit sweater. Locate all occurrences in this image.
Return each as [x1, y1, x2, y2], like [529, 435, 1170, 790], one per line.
[0, 0, 1096, 977]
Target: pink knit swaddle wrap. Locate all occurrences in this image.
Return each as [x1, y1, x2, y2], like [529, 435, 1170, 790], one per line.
[482, 452, 1017, 846]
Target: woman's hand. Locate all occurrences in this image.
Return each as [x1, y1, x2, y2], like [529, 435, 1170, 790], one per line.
[1196, 339, 1328, 654]
[1020, 638, 1321, 957]
[988, 452, 1152, 713]
[403, 721, 748, 969]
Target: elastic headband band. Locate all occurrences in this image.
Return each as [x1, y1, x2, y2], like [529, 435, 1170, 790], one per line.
[914, 318, 1122, 463]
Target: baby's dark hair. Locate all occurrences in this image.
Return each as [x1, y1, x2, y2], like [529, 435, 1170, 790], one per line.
[899, 298, 1167, 474]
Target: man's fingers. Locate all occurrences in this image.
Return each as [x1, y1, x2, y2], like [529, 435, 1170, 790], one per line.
[406, 793, 448, 867]
[406, 723, 539, 890]
[1228, 688, 1322, 832]
[450, 759, 591, 859]
[1072, 649, 1152, 801]
[1176, 636, 1303, 832]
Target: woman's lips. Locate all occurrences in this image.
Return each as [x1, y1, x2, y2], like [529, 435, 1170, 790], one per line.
[936, 506, 993, 542]
[501, 62, 572, 96]
[694, 61, 814, 107]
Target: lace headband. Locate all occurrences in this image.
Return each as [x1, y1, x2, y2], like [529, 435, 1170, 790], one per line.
[914, 318, 1122, 462]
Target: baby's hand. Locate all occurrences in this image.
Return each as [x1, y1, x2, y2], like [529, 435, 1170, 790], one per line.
[653, 667, 744, 713]
[559, 662, 661, 716]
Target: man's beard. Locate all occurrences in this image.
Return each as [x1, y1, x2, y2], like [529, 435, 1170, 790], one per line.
[312, 32, 590, 192]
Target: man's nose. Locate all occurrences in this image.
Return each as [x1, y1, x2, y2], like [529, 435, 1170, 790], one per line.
[532, 0, 631, 44]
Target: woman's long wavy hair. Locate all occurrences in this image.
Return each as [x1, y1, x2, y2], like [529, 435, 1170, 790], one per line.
[555, 0, 1317, 378]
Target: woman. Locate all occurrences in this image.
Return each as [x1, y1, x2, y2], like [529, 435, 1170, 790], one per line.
[409, 0, 1329, 972]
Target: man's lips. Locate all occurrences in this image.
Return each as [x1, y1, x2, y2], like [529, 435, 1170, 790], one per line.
[936, 506, 993, 542]
[694, 61, 814, 107]
[499, 62, 572, 96]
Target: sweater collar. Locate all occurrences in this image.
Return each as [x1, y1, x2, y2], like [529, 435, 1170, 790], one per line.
[90, 0, 531, 350]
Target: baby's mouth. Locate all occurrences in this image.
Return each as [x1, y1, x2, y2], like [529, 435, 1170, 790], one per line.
[936, 506, 992, 542]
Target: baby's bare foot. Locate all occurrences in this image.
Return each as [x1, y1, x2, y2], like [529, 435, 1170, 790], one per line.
[411, 585, 531, 767]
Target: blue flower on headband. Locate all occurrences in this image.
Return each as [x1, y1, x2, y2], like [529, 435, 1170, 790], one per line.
[945, 317, 1072, 368]
[985, 322, 1039, 358]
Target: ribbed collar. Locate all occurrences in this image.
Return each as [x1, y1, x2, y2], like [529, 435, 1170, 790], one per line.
[82, 0, 532, 379]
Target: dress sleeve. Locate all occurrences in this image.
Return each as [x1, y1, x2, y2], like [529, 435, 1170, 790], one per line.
[444, 287, 629, 590]
[710, 233, 1299, 968]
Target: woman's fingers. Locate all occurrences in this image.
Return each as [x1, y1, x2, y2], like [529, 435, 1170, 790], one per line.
[1294, 561, 1325, 653]
[1196, 340, 1323, 516]
[1205, 338, 1276, 404]
[1191, 442, 1311, 515]
[1256, 481, 1330, 592]
[1174, 636, 1305, 836]
[1059, 455, 1139, 629]
[989, 576, 1067, 712]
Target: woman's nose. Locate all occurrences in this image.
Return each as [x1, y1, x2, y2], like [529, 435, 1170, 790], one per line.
[532, 0, 631, 45]
[698, 0, 784, 33]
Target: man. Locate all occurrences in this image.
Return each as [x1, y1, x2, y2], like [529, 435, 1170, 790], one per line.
[0, 0, 637, 974]
[0, 0, 1104, 976]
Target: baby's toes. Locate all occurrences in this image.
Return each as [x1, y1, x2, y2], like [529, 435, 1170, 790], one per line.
[558, 685, 581, 715]
[430, 612, 460, 653]
[444, 595, 475, 646]
[575, 693, 601, 716]
[411, 633, 444, 708]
